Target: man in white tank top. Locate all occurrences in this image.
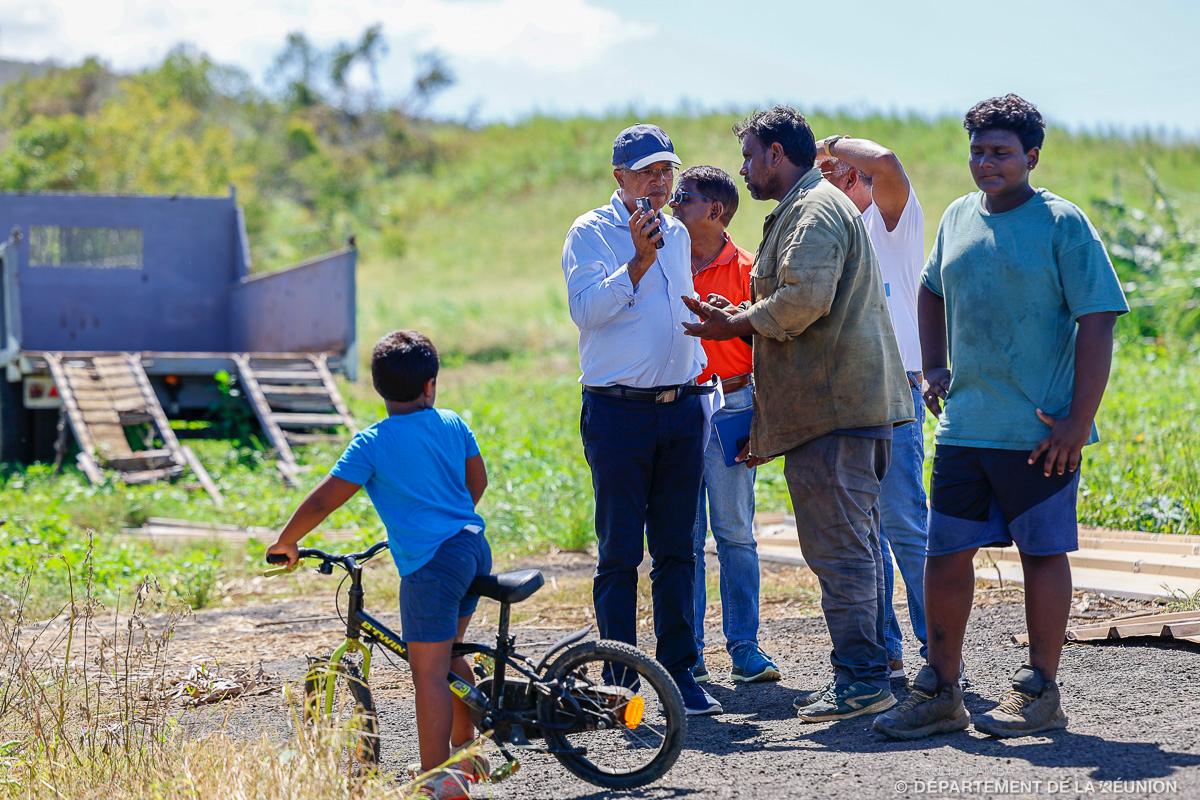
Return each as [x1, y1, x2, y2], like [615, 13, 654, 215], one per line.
[816, 135, 929, 687]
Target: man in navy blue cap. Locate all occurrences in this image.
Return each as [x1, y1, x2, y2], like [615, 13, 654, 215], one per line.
[560, 124, 722, 715]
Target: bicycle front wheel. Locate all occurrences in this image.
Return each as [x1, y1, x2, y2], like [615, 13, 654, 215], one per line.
[537, 640, 686, 789]
[303, 656, 380, 775]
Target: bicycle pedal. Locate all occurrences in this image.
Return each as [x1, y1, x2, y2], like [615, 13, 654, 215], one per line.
[489, 759, 520, 782]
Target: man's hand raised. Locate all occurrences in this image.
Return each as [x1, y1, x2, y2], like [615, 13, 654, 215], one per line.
[627, 206, 662, 285]
[681, 294, 752, 340]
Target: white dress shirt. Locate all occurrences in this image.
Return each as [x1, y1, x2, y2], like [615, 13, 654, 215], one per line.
[561, 192, 706, 388]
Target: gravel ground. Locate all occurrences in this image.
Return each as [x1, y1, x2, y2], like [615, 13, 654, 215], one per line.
[173, 559, 1200, 800]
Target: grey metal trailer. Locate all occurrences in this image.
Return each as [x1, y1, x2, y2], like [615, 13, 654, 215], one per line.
[0, 189, 357, 484]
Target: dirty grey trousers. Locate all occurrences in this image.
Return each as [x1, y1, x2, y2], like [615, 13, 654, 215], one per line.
[784, 433, 892, 691]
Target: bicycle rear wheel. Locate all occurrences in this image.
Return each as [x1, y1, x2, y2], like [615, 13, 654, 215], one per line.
[303, 656, 380, 775]
[537, 640, 686, 789]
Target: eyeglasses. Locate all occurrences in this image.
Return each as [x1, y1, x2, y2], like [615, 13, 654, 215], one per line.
[625, 166, 677, 181]
[669, 189, 711, 205]
[819, 162, 854, 178]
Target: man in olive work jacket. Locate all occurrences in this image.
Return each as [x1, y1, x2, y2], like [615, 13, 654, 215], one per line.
[683, 106, 913, 722]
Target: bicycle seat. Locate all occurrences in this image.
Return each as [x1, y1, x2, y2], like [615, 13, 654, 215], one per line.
[469, 569, 545, 604]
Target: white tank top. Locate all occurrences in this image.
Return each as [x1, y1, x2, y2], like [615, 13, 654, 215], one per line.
[863, 187, 924, 372]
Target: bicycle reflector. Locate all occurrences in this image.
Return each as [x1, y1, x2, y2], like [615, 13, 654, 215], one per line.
[623, 695, 645, 729]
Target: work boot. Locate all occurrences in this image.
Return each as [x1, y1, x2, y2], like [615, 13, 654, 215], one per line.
[872, 665, 970, 740]
[972, 664, 1068, 738]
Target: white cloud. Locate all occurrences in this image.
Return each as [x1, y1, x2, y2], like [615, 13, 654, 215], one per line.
[0, 0, 654, 75]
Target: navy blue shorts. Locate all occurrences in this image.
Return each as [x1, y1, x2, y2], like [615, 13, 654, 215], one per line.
[927, 445, 1079, 557]
[399, 529, 492, 642]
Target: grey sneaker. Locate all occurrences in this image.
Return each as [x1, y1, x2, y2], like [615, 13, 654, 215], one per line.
[873, 665, 970, 740]
[792, 678, 835, 711]
[797, 681, 896, 723]
[972, 664, 1068, 738]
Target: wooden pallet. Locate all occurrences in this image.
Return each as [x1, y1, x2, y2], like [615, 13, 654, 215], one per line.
[233, 353, 356, 483]
[1013, 609, 1200, 647]
[46, 353, 222, 504]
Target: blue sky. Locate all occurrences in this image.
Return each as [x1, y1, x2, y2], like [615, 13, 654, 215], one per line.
[1, 0, 1197, 134]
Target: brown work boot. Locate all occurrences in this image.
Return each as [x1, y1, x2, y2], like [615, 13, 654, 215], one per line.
[872, 665, 970, 740]
[972, 664, 1068, 738]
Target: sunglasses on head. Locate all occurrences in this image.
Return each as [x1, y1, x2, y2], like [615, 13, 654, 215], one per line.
[670, 189, 712, 205]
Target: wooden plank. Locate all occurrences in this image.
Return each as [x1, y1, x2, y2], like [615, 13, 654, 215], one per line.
[978, 557, 1200, 602]
[310, 353, 357, 433]
[1165, 621, 1200, 637]
[1015, 610, 1200, 646]
[1105, 609, 1200, 624]
[181, 445, 225, 508]
[980, 546, 1200, 581]
[270, 412, 346, 427]
[81, 409, 121, 424]
[120, 466, 185, 484]
[45, 352, 124, 467]
[75, 451, 104, 484]
[235, 353, 301, 486]
[283, 432, 346, 445]
[251, 370, 323, 382]
[107, 449, 177, 470]
[260, 384, 330, 396]
[123, 353, 187, 470]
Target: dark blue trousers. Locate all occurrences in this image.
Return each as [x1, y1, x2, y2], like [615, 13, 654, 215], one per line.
[581, 390, 704, 676]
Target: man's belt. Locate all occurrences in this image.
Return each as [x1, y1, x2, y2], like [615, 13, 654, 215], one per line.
[584, 383, 715, 404]
[721, 373, 752, 394]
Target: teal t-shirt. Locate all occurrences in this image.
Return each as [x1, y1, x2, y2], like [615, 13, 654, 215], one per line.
[921, 189, 1128, 450]
[331, 407, 485, 576]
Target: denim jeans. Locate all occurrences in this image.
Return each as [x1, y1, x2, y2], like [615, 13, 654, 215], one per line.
[879, 383, 929, 663]
[581, 390, 703, 676]
[691, 386, 759, 654]
[784, 433, 891, 690]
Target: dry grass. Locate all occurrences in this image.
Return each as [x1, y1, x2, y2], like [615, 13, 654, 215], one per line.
[0, 552, 481, 800]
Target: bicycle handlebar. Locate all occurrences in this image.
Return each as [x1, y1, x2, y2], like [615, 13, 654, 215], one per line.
[264, 540, 389, 572]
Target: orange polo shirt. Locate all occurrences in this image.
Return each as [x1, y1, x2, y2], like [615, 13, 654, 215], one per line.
[693, 235, 754, 384]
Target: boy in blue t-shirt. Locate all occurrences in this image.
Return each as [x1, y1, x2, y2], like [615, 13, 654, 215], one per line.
[874, 95, 1128, 741]
[267, 330, 491, 784]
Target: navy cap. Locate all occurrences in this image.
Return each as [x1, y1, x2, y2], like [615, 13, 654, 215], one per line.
[611, 123, 682, 170]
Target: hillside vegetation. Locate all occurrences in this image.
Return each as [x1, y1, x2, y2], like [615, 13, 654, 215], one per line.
[1, 47, 1198, 618]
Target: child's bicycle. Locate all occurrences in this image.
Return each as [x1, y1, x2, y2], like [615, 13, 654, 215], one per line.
[265, 541, 686, 790]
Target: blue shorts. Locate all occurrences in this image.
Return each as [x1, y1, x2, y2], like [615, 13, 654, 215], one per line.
[927, 445, 1079, 557]
[399, 529, 492, 642]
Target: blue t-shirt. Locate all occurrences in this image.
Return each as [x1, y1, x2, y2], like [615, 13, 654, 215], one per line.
[921, 189, 1128, 450]
[331, 408, 486, 576]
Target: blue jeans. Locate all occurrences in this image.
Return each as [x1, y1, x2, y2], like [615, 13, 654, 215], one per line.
[879, 383, 929, 663]
[691, 386, 759, 654]
[581, 389, 703, 676]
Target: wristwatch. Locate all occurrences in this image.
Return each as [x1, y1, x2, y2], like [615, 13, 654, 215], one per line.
[823, 134, 847, 156]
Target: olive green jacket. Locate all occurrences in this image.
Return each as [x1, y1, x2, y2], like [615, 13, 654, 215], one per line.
[745, 167, 914, 457]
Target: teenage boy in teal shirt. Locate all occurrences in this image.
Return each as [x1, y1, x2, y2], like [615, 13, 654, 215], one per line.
[875, 94, 1128, 740]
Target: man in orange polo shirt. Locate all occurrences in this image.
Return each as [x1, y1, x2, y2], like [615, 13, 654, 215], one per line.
[670, 166, 781, 684]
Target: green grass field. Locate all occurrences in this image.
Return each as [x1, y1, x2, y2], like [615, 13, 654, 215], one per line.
[3, 110, 1199, 617]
